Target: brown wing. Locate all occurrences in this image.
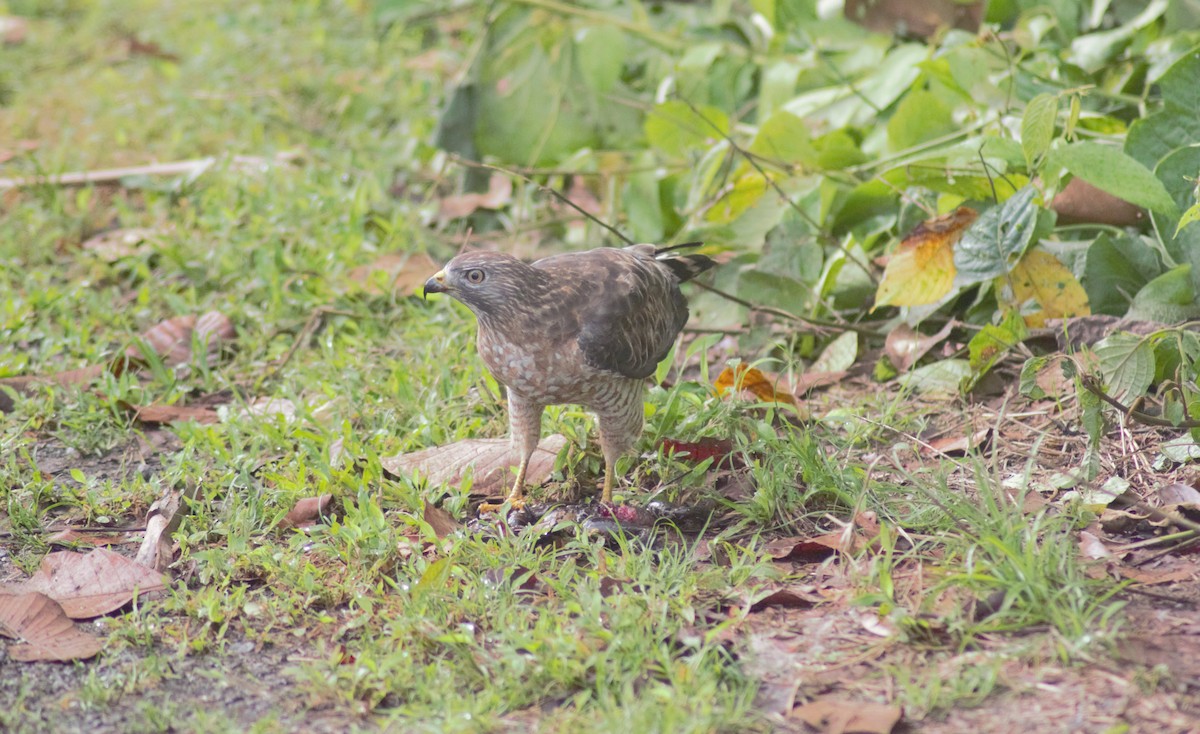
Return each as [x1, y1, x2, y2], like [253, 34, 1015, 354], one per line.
[534, 247, 688, 379]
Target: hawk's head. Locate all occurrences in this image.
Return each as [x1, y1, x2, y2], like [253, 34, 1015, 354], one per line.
[424, 251, 539, 318]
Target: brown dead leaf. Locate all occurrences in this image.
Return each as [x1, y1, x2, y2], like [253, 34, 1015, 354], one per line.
[1117, 565, 1194, 585]
[1051, 178, 1145, 227]
[2, 548, 167, 618]
[658, 437, 739, 468]
[923, 428, 991, 456]
[747, 586, 821, 613]
[128, 311, 235, 366]
[792, 698, 903, 734]
[0, 592, 102, 662]
[279, 494, 334, 531]
[764, 533, 848, 562]
[129, 403, 220, 425]
[885, 321, 956, 372]
[0, 357, 133, 412]
[714, 364, 797, 407]
[845, 0, 983, 37]
[47, 529, 136, 548]
[438, 174, 512, 219]
[1158, 483, 1200, 506]
[422, 503, 460, 540]
[347, 251, 440, 296]
[381, 435, 567, 497]
[239, 397, 298, 422]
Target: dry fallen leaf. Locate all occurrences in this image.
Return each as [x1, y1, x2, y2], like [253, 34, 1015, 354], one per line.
[714, 364, 797, 407]
[923, 428, 991, 456]
[239, 397, 299, 422]
[129, 403, 220, 425]
[791, 698, 903, 734]
[438, 173, 513, 220]
[845, 0, 983, 38]
[763, 533, 855, 562]
[381, 435, 567, 497]
[129, 311, 235, 366]
[2, 548, 167, 619]
[422, 503, 461, 540]
[884, 321, 956, 372]
[746, 586, 821, 613]
[279, 494, 334, 531]
[347, 251, 440, 296]
[1078, 530, 1112, 560]
[81, 227, 169, 262]
[0, 592, 102, 662]
[1051, 177, 1145, 227]
[136, 484, 200, 571]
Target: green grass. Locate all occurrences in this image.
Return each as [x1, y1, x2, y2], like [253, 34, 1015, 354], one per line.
[0, 1, 1132, 731]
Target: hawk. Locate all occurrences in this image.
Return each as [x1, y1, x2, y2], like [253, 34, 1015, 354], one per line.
[424, 244, 715, 509]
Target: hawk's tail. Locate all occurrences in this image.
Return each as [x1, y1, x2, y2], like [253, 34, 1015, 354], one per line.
[654, 242, 716, 283]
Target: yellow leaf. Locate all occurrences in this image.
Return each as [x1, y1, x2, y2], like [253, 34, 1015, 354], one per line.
[705, 174, 768, 223]
[714, 365, 797, 407]
[874, 207, 977, 308]
[1006, 249, 1091, 327]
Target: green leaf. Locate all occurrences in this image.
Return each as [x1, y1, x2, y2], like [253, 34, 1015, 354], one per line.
[1150, 144, 1200, 297]
[1175, 202, 1200, 237]
[645, 100, 729, 159]
[1129, 265, 1200, 322]
[1050, 142, 1180, 218]
[887, 90, 956, 153]
[954, 185, 1039, 286]
[1094, 332, 1156, 403]
[748, 110, 817, 167]
[1082, 233, 1162, 316]
[898, 359, 972, 395]
[968, 312, 1027, 380]
[1021, 93, 1058, 167]
[1019, 356, 1051, 399]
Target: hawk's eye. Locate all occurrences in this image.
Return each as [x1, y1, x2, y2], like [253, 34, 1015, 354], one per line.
[465, 268, 486, 284]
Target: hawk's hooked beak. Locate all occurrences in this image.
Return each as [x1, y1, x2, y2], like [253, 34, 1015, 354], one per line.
[423, 270, 448, 300]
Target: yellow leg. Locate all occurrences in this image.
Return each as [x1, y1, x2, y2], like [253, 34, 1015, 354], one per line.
[601, 459, 614, 504]
[479, 456, 529, 514]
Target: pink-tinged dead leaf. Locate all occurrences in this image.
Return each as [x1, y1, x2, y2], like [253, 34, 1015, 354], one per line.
[0, 592, 102, 662]
[1078, 531, 1112, 560]
[2, 548, 167, 618]
[1158, 483, 1200, 506]
[422, 503, 460, 540]
[859, 613, 897, 639]
[791, 697, 903, 734]
[845, 0, 982, 37]
[347, 251, 440, 296]
[0, 139, 38, 164]
[885, 321, 956, 372]
[329, 436, 347, 467]
[127, 311, 235, 366]
[0, 15, 28, 44]
[381, 435, 567, 497]
[135, 484, 199, 571]
[793, 370, 848, 394]
[278, 494, 334, 531]
[438, 173, 512, 220]
[1051, 178, 1145, 227]
[81, 227, 169, 262]
[923, 428, 991, 456]
[239, 397, 298, 422]
[128, 402, 220, 425]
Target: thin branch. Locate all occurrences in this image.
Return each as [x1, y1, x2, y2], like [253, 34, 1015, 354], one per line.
[1079, 375, 1200, 429]
[0, 152, 302, 190]
[447, 153, 634, 245]
[692, 281, 881, 337]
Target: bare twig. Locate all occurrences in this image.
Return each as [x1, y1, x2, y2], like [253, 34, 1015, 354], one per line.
[0, 151, 302, 190]
[447, 154, 634, 246]
[1079, 375, 1200, 428]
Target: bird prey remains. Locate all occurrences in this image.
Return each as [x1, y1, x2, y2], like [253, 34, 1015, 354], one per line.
[424, 244, 715, 509]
